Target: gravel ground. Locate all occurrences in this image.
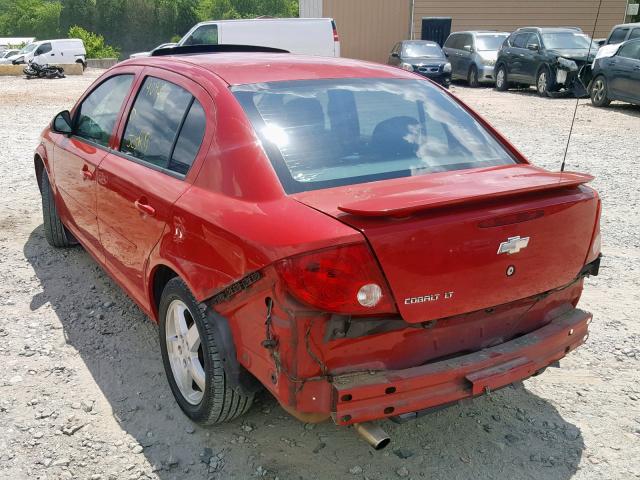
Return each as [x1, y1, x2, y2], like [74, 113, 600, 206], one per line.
[0, 70, 639, 480]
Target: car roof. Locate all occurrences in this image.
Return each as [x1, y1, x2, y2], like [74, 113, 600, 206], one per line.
[611, 22, 640, 29]
[123, 52, 416, 85]
[402, 40, 439, 45]
[515, 27, 583, 34]
[454, 31, 509, 35]
[193, 18, 333, 26]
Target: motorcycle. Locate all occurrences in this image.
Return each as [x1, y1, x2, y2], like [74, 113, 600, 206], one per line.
[23, 61, 65, 79]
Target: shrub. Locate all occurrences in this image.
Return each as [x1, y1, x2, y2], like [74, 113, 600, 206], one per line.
[68, 25, 120, 59]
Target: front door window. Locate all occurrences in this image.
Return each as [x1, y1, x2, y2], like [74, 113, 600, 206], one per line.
[75, 75, 134, 147]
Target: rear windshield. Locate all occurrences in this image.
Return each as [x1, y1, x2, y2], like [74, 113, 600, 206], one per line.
[233, 79, 516, 193]
[476, 34, 508, 51]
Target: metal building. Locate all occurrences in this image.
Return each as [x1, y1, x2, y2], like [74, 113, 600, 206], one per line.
[300, 0, 629, 63]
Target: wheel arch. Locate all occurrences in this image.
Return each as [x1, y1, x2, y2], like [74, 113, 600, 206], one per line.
[150, 260, 262, 395]
[34, 153, 45, 194]
[148, 262, 181, 322]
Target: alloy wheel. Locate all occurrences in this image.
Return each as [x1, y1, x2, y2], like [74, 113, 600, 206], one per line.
[592, 78, 605, 103]
[537, 71, 548, 94]
[165, 299, 205, 405]
[496, 69, 505, 88]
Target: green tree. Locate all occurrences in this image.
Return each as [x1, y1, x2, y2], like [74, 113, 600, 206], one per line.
[68, 25, 119, 58]
[197, 0, 298, 21]
[60, 0, 95, 34]
[0, 0, 62, 38]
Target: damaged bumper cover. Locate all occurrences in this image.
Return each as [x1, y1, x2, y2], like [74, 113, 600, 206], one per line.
[553, 58, 592, 98]
[332, 307, 590, 425]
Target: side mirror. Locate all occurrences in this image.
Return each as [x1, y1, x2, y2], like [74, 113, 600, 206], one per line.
[391, 52, 399, 58]
[52, 110, 73, 134]
[527, 43, 540, 51]
[463, 45, 473, 52]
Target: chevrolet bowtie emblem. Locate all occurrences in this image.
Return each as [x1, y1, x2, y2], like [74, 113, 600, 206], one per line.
[497, 236, 530, 255]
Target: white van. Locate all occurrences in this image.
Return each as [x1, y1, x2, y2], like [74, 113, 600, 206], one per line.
[177, 18, 340, 57]
[8, 39, 86, 67]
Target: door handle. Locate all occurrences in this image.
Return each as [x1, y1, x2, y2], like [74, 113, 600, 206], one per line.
[81, 165, 94, 181]
[634, 65, 640, 71]
[134, 197, 155, 217]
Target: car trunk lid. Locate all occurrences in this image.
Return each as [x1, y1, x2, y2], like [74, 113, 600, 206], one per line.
[293, 165, 598, 323]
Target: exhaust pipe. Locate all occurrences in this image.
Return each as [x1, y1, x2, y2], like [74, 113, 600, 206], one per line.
[353, 422, 391, 450]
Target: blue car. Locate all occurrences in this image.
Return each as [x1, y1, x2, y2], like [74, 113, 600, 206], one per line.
[590, 38, 640, 107]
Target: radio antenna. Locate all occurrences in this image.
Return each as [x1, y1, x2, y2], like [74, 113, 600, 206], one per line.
[560, 0, 603, 172]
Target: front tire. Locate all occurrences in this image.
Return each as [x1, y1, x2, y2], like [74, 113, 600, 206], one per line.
[495, 65, 508, 91]
[468, 65, 479, 87]
[590, 76, 611, 107]
[536, 67, 552, 97]
[159, 277, 253, 424]
[40, 170, 73, 248]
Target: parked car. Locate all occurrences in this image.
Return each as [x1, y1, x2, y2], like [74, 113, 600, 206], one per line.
[8, 39, 86, 68]
[388, 40, 451, 87]
[35, 45, 601, 447]
[590, 38, 640, 107]
[495, 27, 595, 97]
[178, 18, 340, 57]
[605, 22, 640, 45]
[442, 31, 509, 86]
[129, 42, 177, 59]
[0, 48, 20, 63]
[595, 22, 640, 64]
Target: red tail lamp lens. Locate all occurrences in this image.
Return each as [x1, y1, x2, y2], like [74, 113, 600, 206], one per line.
[275, 243, 396, 314]
[332, 20, 339, 42]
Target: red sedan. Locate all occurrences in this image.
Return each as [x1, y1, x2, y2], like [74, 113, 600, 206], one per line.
[34, 46, 601, 447]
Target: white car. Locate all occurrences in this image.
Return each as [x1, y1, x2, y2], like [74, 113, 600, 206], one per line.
[178, 18, 340, 57]
[6, 39, 86, 67]
[0, 49, 20, 61]
[129, 42, 177, 59]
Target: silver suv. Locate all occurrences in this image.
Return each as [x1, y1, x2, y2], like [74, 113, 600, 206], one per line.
[443, 31, 509, 87]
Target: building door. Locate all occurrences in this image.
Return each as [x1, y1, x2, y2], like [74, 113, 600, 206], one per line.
[421, 17, 452, 47]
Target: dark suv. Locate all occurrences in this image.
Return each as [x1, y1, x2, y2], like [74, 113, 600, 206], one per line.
[495, 27, 595, 97]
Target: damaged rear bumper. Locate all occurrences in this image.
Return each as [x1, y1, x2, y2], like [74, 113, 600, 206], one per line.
[332, 307, 590, 425]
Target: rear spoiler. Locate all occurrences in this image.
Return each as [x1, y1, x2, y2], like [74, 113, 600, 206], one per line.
[338, 170, 593, 218]
[151, 44, 289, 57]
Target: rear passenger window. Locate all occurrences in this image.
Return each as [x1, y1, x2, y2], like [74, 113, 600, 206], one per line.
[121, 77, 193, 169]
[609, 28, 629, 44]
[630, 29, 640, 40]
[168, 100, 206, 175]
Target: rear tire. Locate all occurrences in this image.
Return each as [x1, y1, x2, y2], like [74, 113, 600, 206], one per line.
[40, 171, 73, 248]
[495, 65, 508, 91]
[159, 277, 254, 425]
[468, 65, 479, 87]
[590, 75, 611, 107]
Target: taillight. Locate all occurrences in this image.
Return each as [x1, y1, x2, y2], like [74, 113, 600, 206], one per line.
[331, 20, 339, 42]
[585, 199, 602, 264]
[275, 243, 396, 314]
